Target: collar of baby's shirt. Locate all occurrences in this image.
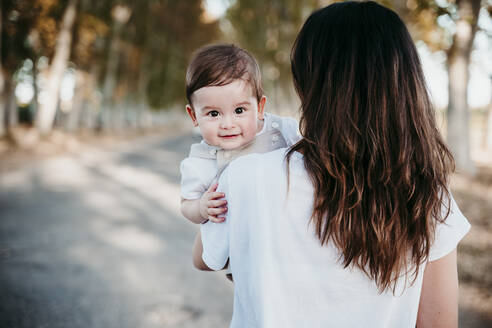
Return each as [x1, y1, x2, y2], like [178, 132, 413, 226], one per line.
[255, 112, 270, 136]
[200, 139, 221, 151]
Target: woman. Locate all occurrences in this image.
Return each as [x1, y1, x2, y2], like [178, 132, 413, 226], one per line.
[192, 2, 470, 327]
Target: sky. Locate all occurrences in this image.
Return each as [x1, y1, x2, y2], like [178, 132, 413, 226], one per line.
[203, 0, 230, 18]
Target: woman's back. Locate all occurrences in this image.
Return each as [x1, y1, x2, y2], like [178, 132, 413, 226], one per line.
[201, 148, 469, 327]
[195, 2, 471, 326]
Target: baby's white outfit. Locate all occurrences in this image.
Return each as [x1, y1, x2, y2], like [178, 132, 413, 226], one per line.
[180, 112, 300, 200]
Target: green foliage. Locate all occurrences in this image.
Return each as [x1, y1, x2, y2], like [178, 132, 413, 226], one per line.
[4, 0, 491, 118]
[2, 0, 39, 73]
[385, 0, 492, 52]
[226, 0, 318, 96]
[122, 0, 220, 109]
[3, 0, 219, 111]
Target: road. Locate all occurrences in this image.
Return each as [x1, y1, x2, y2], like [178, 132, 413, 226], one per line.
[0, 131, 489, 328]
[0, 132, 233, 328]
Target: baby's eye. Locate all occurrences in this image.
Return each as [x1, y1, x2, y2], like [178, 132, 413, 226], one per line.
[208, 110, 219, 117]
[235, 107, 245, 114]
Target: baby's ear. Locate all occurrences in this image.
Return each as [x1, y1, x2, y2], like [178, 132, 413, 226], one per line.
[186, 105, 199, 127]
[257, 96, 267, 120]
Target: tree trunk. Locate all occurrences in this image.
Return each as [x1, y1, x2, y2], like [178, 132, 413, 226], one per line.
[0, 70, 5, 137]
[136, 50, 150, 129]
[486, 76, 492, 150]
[0, 2, 5, 137]
[66, 70, 85, 132]
[0, 99, 4, 137]
[98, 6, 130, 132]
[446, 0, 480, 175]
[35, 0, 78, 135]
[486, 108, 492, 150]
[78, 63, 97, 130]
[5, 79, 17, 129]
[31, 57, 39, 121]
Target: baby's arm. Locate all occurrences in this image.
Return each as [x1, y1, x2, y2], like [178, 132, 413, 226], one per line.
[180, 183, 228, 224]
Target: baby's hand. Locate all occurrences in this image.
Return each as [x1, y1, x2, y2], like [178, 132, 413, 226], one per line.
[199, 183, 228, 223]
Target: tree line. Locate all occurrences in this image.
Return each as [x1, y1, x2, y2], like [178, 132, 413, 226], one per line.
[0, 0, 219, 136]
[1, 0, 491, 174]
[226, 0, 492, 174]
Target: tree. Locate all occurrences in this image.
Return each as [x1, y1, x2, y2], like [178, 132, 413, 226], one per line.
[1, 0, 39, 136]
[226, 0, 490, 173]
[65, 0, 109, 131]
[0, 1, 4, 137]
[226, 0, 318, 111]
[96, 3, 130, 130]
[390, 0, 491, 174]
[446, 0, 481, 174]
[141, 0, 219, 109]
[486, 75, 492, 149]
[35, 0, 78, 135]
[2, 0, 221, 137]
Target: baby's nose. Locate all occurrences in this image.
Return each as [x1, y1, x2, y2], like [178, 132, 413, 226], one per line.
[220, 117, 235, 129]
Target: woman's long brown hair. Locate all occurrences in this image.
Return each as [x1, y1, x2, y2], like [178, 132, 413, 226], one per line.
[287, 1, 454, 292]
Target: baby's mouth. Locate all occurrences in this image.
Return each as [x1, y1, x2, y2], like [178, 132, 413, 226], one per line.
[220, 134, 240, 139]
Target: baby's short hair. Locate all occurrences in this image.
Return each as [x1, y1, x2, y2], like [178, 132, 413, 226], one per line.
[186, 44, 263, 105]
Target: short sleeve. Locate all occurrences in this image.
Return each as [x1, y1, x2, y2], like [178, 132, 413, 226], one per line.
[200, 169, 230, 271]
[280, 116, 301, 146]
[180, 158, 208, 199]
[428, 194, 471, 262]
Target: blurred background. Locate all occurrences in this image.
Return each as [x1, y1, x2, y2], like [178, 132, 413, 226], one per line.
[0, 0, 491, 327]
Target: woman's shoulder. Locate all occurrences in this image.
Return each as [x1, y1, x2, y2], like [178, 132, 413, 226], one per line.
[229, 148, 293, 168]
[226, 148, 305, 187]
[429, 194, 471, 261]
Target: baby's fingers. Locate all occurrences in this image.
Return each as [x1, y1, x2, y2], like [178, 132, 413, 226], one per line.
[208, 215, 226, 223]
[207, 191, 225, 200]
[206, 182, 218, 193]
[208, 207, 227, 216]
[208, 199, 227, 208]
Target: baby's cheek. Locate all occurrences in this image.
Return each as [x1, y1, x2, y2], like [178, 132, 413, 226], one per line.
[200, 129, 218, 144]
[245, 121, 260, 139]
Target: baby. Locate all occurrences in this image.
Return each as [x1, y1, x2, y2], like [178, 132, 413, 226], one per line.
[180, 44, 300, 225]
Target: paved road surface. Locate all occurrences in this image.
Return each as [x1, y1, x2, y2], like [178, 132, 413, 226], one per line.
[0, 132, 489, 327]
[1, 132, 233, 328]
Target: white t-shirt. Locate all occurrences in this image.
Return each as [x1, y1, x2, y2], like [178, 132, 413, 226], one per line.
[201, 148, 471, 328]
[180, 113, 300, 200]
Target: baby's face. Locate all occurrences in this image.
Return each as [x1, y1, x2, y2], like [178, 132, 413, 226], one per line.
[187, 79, 266, 150]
